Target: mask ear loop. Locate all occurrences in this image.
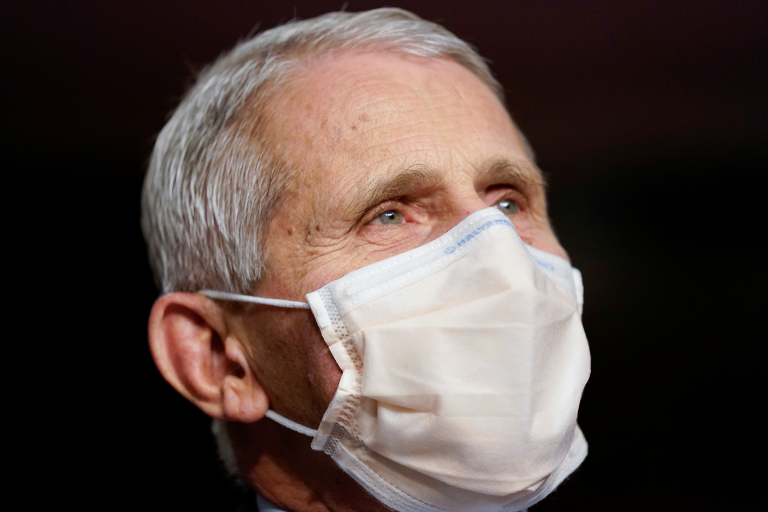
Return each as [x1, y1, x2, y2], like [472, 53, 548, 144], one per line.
[199, 289, 319, 438]
[265, 410, 318, 438]
[199, 289, 311, 309]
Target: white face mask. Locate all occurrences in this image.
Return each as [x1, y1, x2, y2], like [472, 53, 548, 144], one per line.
[202, 208, 590, 512]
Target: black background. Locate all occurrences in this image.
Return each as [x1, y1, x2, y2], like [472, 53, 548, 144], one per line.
[3, 1, 765, 510]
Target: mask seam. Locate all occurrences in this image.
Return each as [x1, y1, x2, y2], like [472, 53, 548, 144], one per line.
[318, 288, 364, 443]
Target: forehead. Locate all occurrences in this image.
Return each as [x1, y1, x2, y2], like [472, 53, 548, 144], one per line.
[264, 50, 534, 214]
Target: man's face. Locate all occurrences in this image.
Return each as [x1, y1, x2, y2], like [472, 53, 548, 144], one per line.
[236, 51, 567, 427]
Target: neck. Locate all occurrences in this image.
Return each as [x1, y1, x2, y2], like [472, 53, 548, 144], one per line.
[226, 420, 390, 512]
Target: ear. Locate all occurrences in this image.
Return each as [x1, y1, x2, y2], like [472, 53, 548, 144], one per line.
[148, 292, 269, 422]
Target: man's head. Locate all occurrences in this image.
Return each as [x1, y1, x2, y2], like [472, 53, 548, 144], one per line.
[143, 8, 580, 512]
[142, 8, 509, 296]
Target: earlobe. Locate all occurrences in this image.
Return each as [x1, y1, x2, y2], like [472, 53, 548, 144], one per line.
[220, 338, 270, 422]
[148, 292, 269, 422]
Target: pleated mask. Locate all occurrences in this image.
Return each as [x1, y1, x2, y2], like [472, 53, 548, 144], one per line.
[202, 207, 591, 512]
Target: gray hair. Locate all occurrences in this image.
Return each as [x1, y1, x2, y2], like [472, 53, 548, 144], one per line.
[141, 8, 504, 294]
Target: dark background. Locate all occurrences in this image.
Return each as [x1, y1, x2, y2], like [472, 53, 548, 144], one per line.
[4, 1, 765, 510]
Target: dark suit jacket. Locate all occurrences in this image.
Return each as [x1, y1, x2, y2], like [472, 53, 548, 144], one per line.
[234, 489, 258, 512]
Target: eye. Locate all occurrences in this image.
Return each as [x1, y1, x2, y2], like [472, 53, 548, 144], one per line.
[494, 199, 519, 216]
[376, 210, 404, 225]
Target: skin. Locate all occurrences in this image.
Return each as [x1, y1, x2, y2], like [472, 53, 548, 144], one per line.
[149, 50, 568, 512]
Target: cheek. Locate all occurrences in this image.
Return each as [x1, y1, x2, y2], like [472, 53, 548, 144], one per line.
[309, 345, 344, 414]
[261, 223, 355, 298]
[242, 307, 341, 426]
[517, 220, 569, 261]
[297, 224, 429, 294]
[357, 224, 431, 256]
[296, 248, 364, 293]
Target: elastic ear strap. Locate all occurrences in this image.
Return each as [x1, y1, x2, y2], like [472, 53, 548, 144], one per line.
[265, 410, 318, 438]
[199, 290, 311, 309]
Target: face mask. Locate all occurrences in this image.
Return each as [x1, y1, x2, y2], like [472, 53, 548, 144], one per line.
[201, 208, 590, 512]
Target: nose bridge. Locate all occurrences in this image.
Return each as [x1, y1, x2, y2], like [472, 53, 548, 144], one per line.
[456, 188, 490, 219]
[452, 168, 489, 216]
[430, 176, 489, 240]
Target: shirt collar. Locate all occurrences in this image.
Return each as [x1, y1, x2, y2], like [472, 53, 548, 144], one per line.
[256, 494, 290, 512]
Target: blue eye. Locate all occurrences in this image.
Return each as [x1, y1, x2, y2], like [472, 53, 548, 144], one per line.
[378, 210, 404, 225]
[495, 199, 519, 215]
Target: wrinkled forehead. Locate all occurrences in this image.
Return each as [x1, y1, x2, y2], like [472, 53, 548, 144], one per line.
[261, 50, 537, 216]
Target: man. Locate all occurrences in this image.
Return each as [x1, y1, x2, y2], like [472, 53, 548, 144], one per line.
[142, 8, 590, 512]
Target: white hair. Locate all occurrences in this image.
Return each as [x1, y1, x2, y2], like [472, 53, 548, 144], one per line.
[141, 8, 504, 294]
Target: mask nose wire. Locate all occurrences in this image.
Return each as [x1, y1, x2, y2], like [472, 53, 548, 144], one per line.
[199, 289, 311, 309]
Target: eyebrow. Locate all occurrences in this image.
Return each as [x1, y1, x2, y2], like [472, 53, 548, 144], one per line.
[344, 164, 444, 218]
[343, 158, 545, 220]
[481, 157, 545, 189]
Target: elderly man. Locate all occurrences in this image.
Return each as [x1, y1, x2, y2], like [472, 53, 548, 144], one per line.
[142, 8, 590, 512]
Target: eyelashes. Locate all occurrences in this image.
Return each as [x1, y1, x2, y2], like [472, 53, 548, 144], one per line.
[364, 187, 525, 228]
